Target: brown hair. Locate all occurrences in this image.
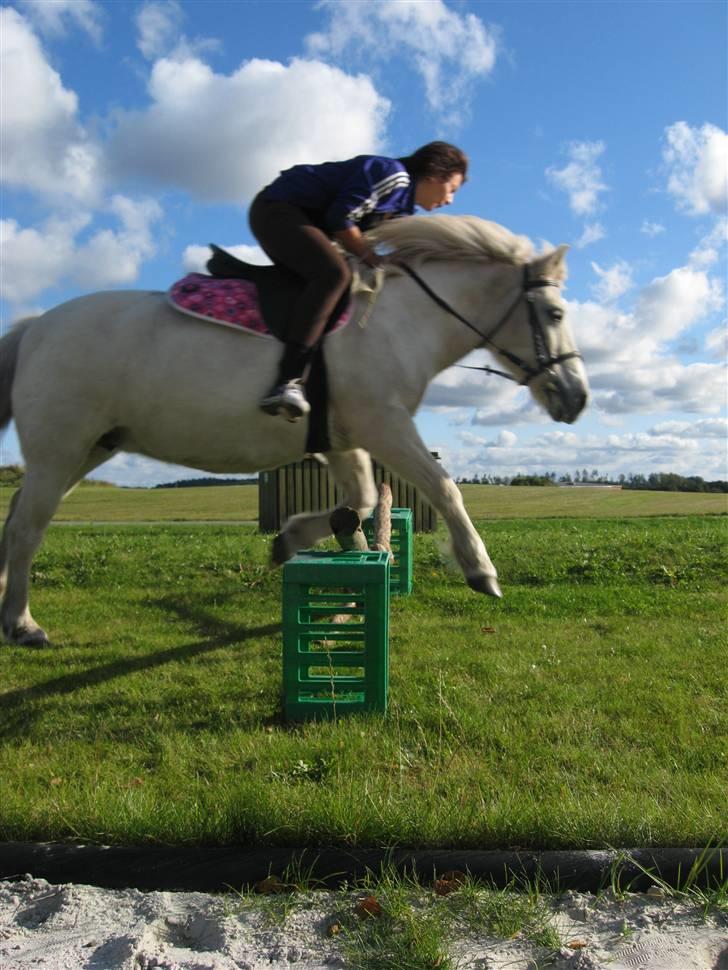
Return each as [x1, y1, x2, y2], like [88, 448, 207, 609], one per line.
[399, 141, 469, 182]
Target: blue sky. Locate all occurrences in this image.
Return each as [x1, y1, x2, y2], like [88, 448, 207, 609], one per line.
[1, 0, 726, 486]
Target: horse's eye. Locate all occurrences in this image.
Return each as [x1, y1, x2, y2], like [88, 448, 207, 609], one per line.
[549, 308, 563, 322]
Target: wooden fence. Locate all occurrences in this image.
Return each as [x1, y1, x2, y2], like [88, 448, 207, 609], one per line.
[259, 456, 438, 533]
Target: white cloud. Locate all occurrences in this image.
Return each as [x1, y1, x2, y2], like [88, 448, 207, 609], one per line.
[546, 141, 608, 216]
[77, 195, 162, 288]
[18, 0, 104, 44]
[704, 324, 728, 360]
[635, 265, 723, 342]
[641, 220, 665, 237]
[593, 362, 726, 416]
[590, 260, 633, 303]
[444, 420, 727, 482]
[471, 397, 546, 428]
[306, 0, 497, 125]
[566, 267, 724, 417]
[107, 56, 390, 203]
[0, 196, 162, 303]
[0, 7, 102, 202]
[0, 213, 89, 304]
[182, 243, 270, 274]
[136, 0, 183, 59]
[651, 418, 727, 439]
[135, 0, 220, 62]
[663, 121, 728, 216]
[575, 222, 605, 249]
[688, 216, 728, 268]
[493, 430, 517, 448]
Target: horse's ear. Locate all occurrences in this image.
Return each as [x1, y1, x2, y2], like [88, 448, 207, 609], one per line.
[531, 243, 569, 282]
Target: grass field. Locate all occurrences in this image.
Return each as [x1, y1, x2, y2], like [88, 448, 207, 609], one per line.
[0, 500, 725, 851]
[0, 482, 726, 524]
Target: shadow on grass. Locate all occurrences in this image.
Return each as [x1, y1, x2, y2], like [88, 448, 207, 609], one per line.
[0, 592, 281, 737]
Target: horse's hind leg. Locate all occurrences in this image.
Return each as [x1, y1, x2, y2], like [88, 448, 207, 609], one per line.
[0, 464, 74, 644]
[0, 446, 112, 643]
[0, 489, 21, 601]
[0, 446, 112, 645]
[272, 449, 377, 563]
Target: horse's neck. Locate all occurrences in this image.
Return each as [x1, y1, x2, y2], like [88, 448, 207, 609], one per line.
[384, 259, 521, 372]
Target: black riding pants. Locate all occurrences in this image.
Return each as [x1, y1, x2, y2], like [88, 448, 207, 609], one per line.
[248, 193, 352, 349]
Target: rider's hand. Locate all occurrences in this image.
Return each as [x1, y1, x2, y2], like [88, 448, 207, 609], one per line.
[361, 249, 385, 268]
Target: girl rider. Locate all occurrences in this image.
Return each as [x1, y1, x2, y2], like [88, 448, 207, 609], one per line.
[249, 141, 468, 420]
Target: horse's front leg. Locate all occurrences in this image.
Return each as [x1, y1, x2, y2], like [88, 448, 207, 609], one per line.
[360, 410, 502, 597]
[272, 448, 377, 564]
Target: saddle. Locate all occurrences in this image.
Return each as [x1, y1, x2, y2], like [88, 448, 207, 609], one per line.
[205, 244, 350, 340]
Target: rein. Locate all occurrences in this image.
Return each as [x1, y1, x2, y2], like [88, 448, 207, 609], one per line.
[399, 262, 582, 386]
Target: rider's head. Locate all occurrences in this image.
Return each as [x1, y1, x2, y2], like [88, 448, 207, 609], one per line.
[400, 142, 468, 212]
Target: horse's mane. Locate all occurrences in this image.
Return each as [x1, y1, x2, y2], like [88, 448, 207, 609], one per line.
[366, 214, 534, 266]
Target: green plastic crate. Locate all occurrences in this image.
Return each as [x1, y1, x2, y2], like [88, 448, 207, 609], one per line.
[363, 507, 413, 595]
[282, 551, 390, 721]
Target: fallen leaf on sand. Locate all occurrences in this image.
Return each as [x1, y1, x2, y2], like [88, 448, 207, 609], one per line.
[434, 870, 467, 895]
[355, 895, 383, 918]
[255, 875, 291, 895]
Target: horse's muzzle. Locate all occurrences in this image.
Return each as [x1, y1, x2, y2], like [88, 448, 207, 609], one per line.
[544, 379, 588, 424]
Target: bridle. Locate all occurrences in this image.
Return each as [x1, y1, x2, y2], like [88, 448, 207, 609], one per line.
[399, 262, 583, 386]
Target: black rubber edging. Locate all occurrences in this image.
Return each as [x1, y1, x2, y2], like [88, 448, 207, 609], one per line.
[0, 843, 724, 894]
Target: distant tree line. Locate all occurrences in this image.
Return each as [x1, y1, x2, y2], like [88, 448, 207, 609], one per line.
[456, 469, 728, 493]
[0, 466, 257, 489]
[154, 476, 258, 488]
[620, 472, 727, 493]
[0, 465, 115, 487]
[1, 464, 724, 493]
[0, 465, 24, 487]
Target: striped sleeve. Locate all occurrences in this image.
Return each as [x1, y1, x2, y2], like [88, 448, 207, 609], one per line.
[325, 158, 411, 231]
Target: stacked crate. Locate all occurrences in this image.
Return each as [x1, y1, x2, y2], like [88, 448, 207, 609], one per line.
[282, 550, 390, 721]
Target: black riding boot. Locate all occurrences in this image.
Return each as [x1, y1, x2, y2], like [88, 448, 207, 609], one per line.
[260, 342, 314, 421]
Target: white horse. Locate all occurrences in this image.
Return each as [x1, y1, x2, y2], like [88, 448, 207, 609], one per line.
[0, 214, 588, 645]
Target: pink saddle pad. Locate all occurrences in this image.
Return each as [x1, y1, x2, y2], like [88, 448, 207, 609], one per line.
[168, 273, 350, 337]
[168, 273, 273, 336]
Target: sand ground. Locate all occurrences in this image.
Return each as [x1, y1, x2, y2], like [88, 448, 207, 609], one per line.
[1, 875, 726, 969]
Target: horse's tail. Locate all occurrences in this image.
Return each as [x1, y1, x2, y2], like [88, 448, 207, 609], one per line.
[0, 318, 33, 431]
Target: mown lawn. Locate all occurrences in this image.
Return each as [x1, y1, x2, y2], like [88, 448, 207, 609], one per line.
[0, 482, 725, 523]
[0, 514, 725, 850]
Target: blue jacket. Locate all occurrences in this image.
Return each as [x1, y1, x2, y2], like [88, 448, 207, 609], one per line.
[262, 155, 415, 233]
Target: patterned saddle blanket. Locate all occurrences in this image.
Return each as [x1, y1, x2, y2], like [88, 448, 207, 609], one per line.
[167, 246, 351, 340]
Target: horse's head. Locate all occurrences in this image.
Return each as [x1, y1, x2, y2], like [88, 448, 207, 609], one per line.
[488, 245, 588, 424]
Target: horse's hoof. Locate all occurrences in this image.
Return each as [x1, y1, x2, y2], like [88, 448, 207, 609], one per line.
[271, 532, 294, 567]
[467, 574, 503, 598]
[4, 625, 49, 646]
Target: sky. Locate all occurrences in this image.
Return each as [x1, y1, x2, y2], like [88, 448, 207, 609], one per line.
[1, 0, 726, 487]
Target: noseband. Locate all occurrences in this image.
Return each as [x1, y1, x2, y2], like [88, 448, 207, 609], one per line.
[399, 262, 582, 385]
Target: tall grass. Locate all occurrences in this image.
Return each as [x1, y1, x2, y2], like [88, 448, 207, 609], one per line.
[0, 515, 725, 849]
